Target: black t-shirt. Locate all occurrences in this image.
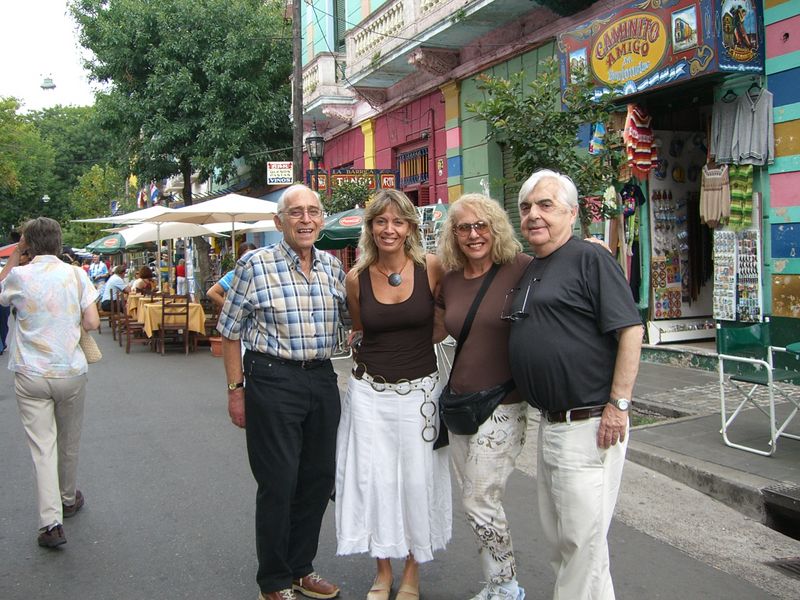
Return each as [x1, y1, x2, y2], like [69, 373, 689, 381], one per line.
[508, 237, 641, 412]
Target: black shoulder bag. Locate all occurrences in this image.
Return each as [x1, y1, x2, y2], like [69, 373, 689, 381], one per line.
[438, 263, 515, 436]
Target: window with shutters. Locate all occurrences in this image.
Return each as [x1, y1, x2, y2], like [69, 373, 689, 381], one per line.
[334, 0, 347, 53]
[501, 142, 532, 253]
[397, 147, 429, 188]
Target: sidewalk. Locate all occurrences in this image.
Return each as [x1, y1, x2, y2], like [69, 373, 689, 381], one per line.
[630, 361, 800, 525]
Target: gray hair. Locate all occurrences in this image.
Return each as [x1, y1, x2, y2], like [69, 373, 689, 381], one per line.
[22, 217, 62, 258]
[518, 169, 579, 210]
[278, 184, 320, 213]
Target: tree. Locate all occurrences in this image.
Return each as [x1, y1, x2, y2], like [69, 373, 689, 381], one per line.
[466, 57, 624, 235]
[325, 181, 372, 215]
[70, 0, 293, 284]
[0, 98, 56, 240]
[62, 164, 128, 247]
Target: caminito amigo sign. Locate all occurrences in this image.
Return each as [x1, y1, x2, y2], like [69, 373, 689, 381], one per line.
[558, 0, 764, 98]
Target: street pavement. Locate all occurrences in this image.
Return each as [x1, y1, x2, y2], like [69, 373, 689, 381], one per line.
[1, 332, 799, 599]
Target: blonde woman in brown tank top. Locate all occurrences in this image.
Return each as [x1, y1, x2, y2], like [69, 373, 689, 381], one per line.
[435, 194, 531, 600]
[335, 189, 451, 600]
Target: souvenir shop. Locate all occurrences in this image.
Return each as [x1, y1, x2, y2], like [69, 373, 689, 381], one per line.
[558, 0, 768, 345]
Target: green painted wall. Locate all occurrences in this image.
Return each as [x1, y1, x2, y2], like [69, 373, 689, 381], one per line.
[459, 42, 555, 198]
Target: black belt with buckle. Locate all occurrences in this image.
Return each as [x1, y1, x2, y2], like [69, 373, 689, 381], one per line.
[250, 351, 329, 370]
[543, 405, 606, 423]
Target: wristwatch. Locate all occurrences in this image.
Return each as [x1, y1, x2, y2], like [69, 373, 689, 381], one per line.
[609, 398, 630, 411]
[227, 382, 244, 391]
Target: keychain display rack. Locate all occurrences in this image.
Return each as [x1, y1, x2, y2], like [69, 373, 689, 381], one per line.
[713, 228, 762, 322]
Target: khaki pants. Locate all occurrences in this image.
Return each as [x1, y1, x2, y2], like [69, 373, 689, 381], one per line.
[15, 372, 87, 531]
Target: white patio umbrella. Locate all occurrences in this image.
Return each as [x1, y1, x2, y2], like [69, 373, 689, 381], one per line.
[72, 206, 180, 263]
[105, 222, 226, 245]
[204, 220, 277, 235]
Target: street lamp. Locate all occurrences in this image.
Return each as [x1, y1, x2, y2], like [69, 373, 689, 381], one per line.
[41, 194, 50, 204]
[306, 119, 325, 192]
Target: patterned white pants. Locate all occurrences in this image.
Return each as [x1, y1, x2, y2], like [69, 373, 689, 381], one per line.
[450, 402, 527, 583]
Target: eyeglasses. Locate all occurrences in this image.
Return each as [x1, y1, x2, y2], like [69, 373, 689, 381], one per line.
[500, 277, 540, 321]
[281, 206, 322, 219]
[453, 221, 489, 237]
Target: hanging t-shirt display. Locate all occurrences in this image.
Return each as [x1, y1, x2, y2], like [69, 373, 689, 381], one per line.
[729, 164, 754, 230]
[709, 87, 774, 167]
[624, 104, 657, 180]
[699, 164, 731, 228]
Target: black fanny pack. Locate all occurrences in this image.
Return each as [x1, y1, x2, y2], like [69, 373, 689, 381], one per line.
[439, 379, 516, 435]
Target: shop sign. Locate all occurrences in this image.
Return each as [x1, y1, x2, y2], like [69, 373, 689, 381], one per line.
[267, 161, 293, 185]
[305, 170, 328, 191]
[331, 171, 378, 189]
[557, 0, 764, 98]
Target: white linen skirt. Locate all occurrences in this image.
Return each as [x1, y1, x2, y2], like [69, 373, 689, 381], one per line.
[335, 372, 452, 563]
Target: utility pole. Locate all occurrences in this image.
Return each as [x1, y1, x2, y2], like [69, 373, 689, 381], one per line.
[292, 0, 303, 183]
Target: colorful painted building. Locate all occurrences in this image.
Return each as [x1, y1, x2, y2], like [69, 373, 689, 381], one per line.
[299, 0, 800, 336]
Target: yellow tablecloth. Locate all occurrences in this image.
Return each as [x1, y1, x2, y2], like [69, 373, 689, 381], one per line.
[138, 302, 206, 338]
[126, 295, 162, 317]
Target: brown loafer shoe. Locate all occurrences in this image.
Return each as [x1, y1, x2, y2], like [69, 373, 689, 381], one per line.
[258, 590, 296, 600]
[292, 572, 340, 599]
[63, 490, 84, 518]
[37, 524, 66, 548]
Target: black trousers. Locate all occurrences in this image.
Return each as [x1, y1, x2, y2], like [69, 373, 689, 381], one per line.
[243, 351, 341, 594]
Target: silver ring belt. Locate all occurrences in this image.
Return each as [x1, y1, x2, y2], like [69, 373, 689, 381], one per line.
[352, 363, 438, 395]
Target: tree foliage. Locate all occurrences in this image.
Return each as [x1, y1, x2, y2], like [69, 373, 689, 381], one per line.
[0, 98, 56, 239]
[70, 0, 293, 189]
[465, 57, 624, 232]
[62, 164, 129, 247]
[325, 181, 372, 215]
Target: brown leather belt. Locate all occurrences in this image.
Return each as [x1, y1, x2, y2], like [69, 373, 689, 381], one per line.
[542, 405, 606, 423]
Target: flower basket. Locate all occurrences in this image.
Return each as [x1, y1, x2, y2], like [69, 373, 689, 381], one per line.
[209, 336, 223, 357]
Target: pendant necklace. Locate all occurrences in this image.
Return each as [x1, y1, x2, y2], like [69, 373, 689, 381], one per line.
[375, 257, 409, 287]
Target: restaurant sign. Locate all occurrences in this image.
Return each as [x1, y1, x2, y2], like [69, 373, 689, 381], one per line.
[558, 0, 764, 97]
[307, 169, 399, 194]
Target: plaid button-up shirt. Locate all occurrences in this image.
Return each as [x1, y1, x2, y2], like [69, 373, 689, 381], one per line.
[217, 240, 346, 361]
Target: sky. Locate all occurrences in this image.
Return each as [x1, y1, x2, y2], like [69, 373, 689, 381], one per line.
[0, 0, 97, 112]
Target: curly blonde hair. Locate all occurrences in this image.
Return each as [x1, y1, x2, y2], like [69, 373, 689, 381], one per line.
[352, 189, 426, 275]
[438, 193, 522, 271]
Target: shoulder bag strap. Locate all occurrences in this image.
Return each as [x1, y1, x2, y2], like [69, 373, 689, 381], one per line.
[447, 262, 501, 384]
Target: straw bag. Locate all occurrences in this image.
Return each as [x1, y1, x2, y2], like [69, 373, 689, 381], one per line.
[73, 269, 102, 364]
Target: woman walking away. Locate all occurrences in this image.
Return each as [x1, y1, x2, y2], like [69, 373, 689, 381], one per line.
[0, 217, 100, 548]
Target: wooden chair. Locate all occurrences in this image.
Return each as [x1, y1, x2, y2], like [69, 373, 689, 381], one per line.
[108, 289, 124, 342]
[157, 295, 191, 355]
[193, 298, 219, 351]
[118, 296, 151, 354]
[96, 298, 109, 335]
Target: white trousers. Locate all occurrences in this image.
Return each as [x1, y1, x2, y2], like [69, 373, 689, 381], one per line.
[450, 402, 527, 584]
[176, 276, 187, 296]
[15, 373, 87, 531]
[537, 416, 627, 600]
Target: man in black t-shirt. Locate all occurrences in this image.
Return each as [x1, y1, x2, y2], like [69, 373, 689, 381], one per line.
[508, 170, 642, 600]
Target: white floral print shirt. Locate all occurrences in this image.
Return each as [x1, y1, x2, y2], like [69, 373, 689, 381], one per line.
[0, 256, 98, 377]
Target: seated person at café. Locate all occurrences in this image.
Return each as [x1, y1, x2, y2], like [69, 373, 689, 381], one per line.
[132, 266, 158, 293]
[101, 265, 131, 311]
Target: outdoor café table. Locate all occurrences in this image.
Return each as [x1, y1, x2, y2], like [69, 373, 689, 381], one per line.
[138, 300, 207, 338]
[126, 294, 162, 317]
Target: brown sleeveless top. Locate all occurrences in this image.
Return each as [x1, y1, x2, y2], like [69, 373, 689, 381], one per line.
[357, 263, 436, 382]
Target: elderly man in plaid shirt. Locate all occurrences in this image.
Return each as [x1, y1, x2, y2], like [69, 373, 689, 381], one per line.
[217, 184, 346, 600]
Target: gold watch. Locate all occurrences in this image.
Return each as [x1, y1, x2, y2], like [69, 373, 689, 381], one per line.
[227, 382, 244, 391]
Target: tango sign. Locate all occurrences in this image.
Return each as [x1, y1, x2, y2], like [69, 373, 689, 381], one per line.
[591, 13, 668, 86]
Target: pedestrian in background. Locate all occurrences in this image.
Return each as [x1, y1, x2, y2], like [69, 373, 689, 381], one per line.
[175, 258, 187, 295]
[508, 170, 643, 600]
[435, 194, 531, 600]
[217, 184, 345, 600]
[207, 242, 257, 309]
[335, 189, 450, 600]
[0, 217, 100, 548]
[88, 253, 108, 291]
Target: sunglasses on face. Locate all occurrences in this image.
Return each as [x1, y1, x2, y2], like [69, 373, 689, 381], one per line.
[453, 221, 489, 237]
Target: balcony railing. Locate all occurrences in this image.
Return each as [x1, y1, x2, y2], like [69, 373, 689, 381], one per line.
[301, 52, 355, 111]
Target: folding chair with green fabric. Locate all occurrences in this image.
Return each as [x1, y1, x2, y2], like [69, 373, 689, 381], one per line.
[717, 321, 800, 456]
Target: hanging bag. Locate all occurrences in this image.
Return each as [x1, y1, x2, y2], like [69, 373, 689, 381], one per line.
[73, 268, 102, 364]
[439, 263, 515, 436]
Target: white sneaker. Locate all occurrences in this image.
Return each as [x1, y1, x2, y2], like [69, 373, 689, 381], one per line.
[468, 584, 525, 600]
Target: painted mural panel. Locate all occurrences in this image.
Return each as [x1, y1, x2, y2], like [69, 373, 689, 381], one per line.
[772, 274, 800, 318]
[557, 0, 764, 97]
[771, 223, 800, 258]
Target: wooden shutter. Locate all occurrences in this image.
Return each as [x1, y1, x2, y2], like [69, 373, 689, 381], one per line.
[501, 143, 531, 253]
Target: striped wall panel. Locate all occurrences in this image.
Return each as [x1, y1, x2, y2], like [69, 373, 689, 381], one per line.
[766, 14, 800, 59]
[770, 172, 800, 207]
[775, 119, 800, 157]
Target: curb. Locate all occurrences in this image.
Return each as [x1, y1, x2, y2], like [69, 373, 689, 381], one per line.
[626, 437, 774, 521]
